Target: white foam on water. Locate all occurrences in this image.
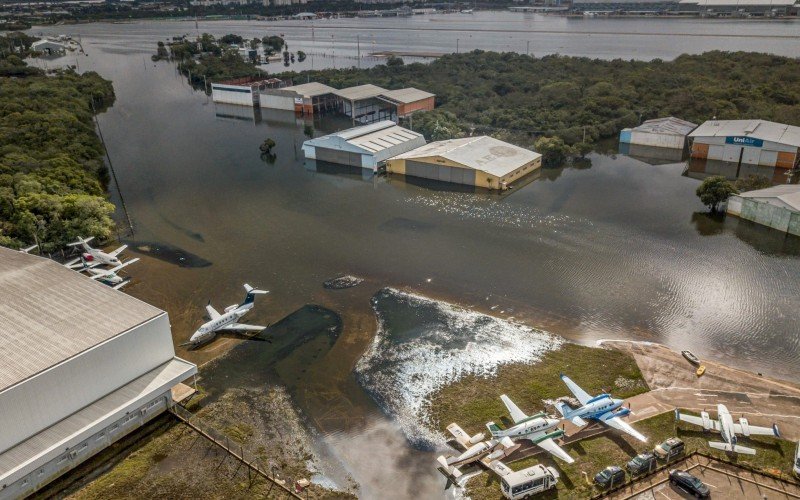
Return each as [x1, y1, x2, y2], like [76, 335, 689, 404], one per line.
[355, 288, 563, 447]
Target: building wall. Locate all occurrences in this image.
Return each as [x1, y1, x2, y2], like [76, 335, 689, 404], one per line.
[0, 391, 172, 500]
[0, 314, 174, 454]
[386, 155, 541, 189]
[259, 92, 295, 111]
[396, 97, 435, 117]
[690, 136, 799, 168]
[211, 84, 255, 106]
[625, 131, 687, 149]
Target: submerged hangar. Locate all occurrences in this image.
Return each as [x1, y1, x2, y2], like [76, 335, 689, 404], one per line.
[0, 247, 197, 500]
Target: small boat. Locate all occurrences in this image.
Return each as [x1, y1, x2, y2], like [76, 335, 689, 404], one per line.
[696, 365, 706, 377]
[682, 350, 700, 366]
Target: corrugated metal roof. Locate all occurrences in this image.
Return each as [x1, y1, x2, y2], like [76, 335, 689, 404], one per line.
[303, 121, 425, 163]
[378, 87, 436, 104]
[738, 185, 800, 211]
[332, 84, 387, 101]
[689, 120, 800, 147]
[630, 117, 697, 136]
[0, 248, 164, 392]
[282, 82, 336, 97]
[392, 136, 542, 177]
[0, 358, 196, 483]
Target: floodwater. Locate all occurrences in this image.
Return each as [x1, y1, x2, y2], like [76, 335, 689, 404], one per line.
[27, 17, 800, 498]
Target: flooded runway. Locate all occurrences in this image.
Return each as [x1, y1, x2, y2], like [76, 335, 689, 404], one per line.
[26, 20, 800, 496]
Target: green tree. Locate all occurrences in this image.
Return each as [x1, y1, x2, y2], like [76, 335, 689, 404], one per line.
[534, 136, 572, 168]
[696, 176, 737, 213]
[734, 174, 771, 193]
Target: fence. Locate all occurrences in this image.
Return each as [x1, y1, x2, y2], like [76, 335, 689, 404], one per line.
[169, 404, 303, 499]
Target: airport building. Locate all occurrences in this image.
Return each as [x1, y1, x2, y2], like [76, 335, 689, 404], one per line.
[31, 39, 67, 56]
[619, 117, 697, 150]
[301, 120, 426, 171]
[726, 185, 800, 236]
[259, 82, 338, 116]
[210, 77, 284, 107]
[572, 0, 679, 12]
[0, 248, 197, 500]
[678, 0, 799, 14]
[385, 136, 542, 190]
[688, 120, 800, 169]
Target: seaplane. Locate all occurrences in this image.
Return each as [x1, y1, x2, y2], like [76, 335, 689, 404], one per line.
[64, 236, 127, 269]
[77, 256, 139, 289]
[436, 422, 520, 489]
[555, 373, 647, 442]
[181, 284, 268, 348]
[675, 404, 780, 455]
[485, 395, 574, 463]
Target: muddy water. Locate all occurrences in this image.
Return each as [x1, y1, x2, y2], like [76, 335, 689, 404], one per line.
[26, 23, 800, 497]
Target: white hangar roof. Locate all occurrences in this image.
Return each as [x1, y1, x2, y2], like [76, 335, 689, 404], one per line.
[630, 117, 697, 136]
[304, 120, 425, 160]
[392, 136, 542, 177]
[689, 119, 800, 147]
[0, 247, 164, 392]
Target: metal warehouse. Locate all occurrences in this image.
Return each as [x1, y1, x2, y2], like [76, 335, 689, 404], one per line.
[332, 84, 435, 124]
[259, 82, 337, 116]
[619, 117, 697, 150]
[678, 0, 799, 14]
[210, 77, 283, 107]
[302, 120, 426, 171]
[385, 136, 542, 190]
[727, 185, 800, 236]
[0, 248, 197, 500]
[689, 119, 800, 169]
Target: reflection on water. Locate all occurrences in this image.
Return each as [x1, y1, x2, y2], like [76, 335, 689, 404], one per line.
[619, 142, 688, 165]
[123, 239, 212, 267]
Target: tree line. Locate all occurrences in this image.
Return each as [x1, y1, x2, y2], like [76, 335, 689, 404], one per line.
[0, 33, 117, 252]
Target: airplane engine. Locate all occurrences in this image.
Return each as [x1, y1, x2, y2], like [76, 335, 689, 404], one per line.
[739, 417, 750, 436]
[701, 411, 712, 431]
[486, 449, 505, 461]
[224, 304, 238, 313]
[468, 433, 485, 445]
[614, 407, 631, 418]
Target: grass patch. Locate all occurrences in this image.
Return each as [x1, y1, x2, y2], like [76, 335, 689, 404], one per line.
[464, 411, 796, 499]
[427, 343, 647, 433]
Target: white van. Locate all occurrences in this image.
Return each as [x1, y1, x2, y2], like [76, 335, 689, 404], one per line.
[500, 464, 559, 499]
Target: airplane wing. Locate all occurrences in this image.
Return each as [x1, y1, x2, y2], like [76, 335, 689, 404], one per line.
[733, 422, 780, 437]
[676, 410, 721, 431]
[220, 323, 265, 332]
[500, 394, 528, 424]
[205, 304, 221, 320]
[112, 279, 131, 290]
[560, 374, 592, 405]
[485, 459, 514, 477]
[600, 412, 647, 442]
[536, 437, 575, 464]
[446, 423, 475, 449]
[109, 244, 128, 257]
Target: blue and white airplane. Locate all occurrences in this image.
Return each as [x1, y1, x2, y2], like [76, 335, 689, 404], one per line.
[181, 284, 268, 347]
[555, 374, 647, 442]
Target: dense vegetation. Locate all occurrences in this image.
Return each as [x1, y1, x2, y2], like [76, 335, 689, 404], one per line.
[278, 50, 800, 150]
[0, 33, 117, 251]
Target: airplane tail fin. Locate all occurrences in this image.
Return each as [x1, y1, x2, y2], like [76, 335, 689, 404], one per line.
[709, 441, 756, 455]
[485, 421, 502, 438]
[242, 283, 269, 305]
[556, 402, 587, 427]
[436, 456, 465, 490]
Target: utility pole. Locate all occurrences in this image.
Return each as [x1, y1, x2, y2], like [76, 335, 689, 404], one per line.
[456, 38, 459, 54]
[357, 34, 360, 69]
[527, 40, 530, 56]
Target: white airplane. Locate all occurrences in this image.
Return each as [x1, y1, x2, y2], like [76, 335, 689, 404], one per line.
[485, 394, 574, 464]
[64, 236, 127, 269]
[19, 244, 39, 254]
[675, 404, 780, 455]
[436, 422, 520, 489]
[181, 284, 268, 347]
[556, 373, 647, 442]
[78, 257, 139, 290]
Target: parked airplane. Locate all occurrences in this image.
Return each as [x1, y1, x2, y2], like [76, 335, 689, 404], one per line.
[181, 284, 268, 347]
[675, 404, 780, 455]
[19, 244, 39, 254]
[436, 422, 520, 489]
[64, 236, 127, 269]
[556, 374, 647, 442]
[486, 394, 574, 463]
[79, 257, 139, 289]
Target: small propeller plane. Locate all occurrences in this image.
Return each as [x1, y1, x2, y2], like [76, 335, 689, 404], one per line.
[436, 422, 520, 489]
[64, 236, 127, 269]
[78, 257, 139, 290]
[675, 404, 780, 455]
[555, 373, 647, 442]
[181, 284, 268, 348]
[485, 395, 574, 463]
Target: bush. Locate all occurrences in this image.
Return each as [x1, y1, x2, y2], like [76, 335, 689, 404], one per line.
[696, 176, 737, 213]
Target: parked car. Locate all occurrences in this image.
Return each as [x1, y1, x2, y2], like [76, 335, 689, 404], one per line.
[627, 452, 657, 476]
[594, 465, 626, 489]
[654, 437, 685, 461]
[669, 469, 710, 498]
